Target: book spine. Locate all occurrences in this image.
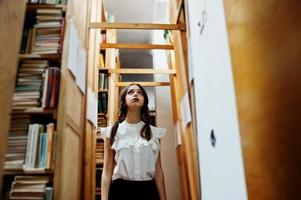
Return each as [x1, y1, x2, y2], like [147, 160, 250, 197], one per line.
[38, 132, 45, 168]
[24, 125, 32, 169]
[42, 68, 49, 108]
[46, 68, 53, 108]
[58, 17, 65, 54]
[46, 123, 54, 169]
[42, 132, 48, 168]
[50, 68, 57, 108]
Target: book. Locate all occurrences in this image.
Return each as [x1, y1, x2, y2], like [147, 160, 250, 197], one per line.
[4, 114, 31, 170]
[98, 53, 105, 68]
[46, 123, 54, 169]
[45, 187, 53, 200]
[9, 176, 50, 200]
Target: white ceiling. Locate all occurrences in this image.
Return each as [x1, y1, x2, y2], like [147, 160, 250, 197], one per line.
[103, 0, 168, 43]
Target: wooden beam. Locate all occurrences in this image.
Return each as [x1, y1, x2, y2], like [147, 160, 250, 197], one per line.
[115, 82, 170, 87]
[101, 43, 174, 50]
[176, 0, 184, 23]
[108, 68, 176, 74]
[89, 22, 185, 30]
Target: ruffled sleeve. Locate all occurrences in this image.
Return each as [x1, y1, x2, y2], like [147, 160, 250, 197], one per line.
[100, 126, 112, 139]
[154, 127, 166, 140]
[149, 126, 166, 157]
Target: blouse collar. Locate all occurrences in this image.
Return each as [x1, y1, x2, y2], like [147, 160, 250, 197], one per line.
[122, 120, 145, 127]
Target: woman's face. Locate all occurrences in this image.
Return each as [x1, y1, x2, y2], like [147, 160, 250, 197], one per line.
[125, 85, 145, 109]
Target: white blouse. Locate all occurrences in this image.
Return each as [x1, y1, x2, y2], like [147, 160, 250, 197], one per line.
[100, 120, 166, 181]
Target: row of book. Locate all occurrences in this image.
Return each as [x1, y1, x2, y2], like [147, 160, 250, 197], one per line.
[12, 60, 60, 110]
[20, 8, 65, 54]
[98, 73, 109, 90]
[27, 0, 66, 4]
[9, 176, 52, 200]
[5, 114, 31, 169]
[98, 114, 107, 128]
[42, 66, 60, 108]
[4, 122, 57, 170]
[24, 123, 56, 170]
[96, 142, 104, 164]
[98, 92, 108, 114]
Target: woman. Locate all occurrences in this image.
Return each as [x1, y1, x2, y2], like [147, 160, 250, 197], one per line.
[100, 83, 167, 200]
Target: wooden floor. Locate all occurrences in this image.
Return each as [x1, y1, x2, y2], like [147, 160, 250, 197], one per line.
[224, 0, 301, 199]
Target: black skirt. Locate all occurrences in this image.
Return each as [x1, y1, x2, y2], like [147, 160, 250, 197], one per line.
[109, 178, 160, 200]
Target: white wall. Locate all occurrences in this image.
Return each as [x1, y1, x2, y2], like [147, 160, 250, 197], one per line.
[186, 0, 248, 199]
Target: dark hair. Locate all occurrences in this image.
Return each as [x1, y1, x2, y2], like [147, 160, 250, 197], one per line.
[109, 83, 152, 146]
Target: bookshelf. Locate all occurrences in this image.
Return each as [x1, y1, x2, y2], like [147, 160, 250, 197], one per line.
[83, 0, 121, 198]
[83, 0, 107, 199]
[94, 11, 119, 200]
[1, 1, 66, 199]
[1, 0, 90, 199]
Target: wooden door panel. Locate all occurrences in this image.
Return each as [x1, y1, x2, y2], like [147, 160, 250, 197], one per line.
[65, 71, 83, 130]
[55, 64, 84, 200]
[60, 125, 81, 200]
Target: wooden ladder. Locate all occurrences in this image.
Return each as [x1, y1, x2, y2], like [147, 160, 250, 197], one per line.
[89, 22, 183, 123]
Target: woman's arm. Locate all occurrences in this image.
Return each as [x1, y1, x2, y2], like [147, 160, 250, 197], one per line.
[101, 137, 114, 200]
[155, 149, 167, 200]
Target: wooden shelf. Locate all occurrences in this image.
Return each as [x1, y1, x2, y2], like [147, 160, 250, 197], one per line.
[98, 89, 108, 92]
[100, 43, 174, 50]
[26, 3, 67, 11]
[12, 108, 56, 115]
[96, 161, 103, 165]
[4, 168, 54, 175]
[98, 67, 109, 72]
[96, 135, 104, 140]
[19, 54, 62, 62]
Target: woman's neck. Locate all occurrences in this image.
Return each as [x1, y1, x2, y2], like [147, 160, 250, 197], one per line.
[125, 108, 141, 123]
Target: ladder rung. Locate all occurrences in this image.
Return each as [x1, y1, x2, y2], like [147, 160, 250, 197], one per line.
[108, 69, 176, 74]
[101, 43, 174, 50]
[89, 23, 185, 30]
[115, 82, 170, 87]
